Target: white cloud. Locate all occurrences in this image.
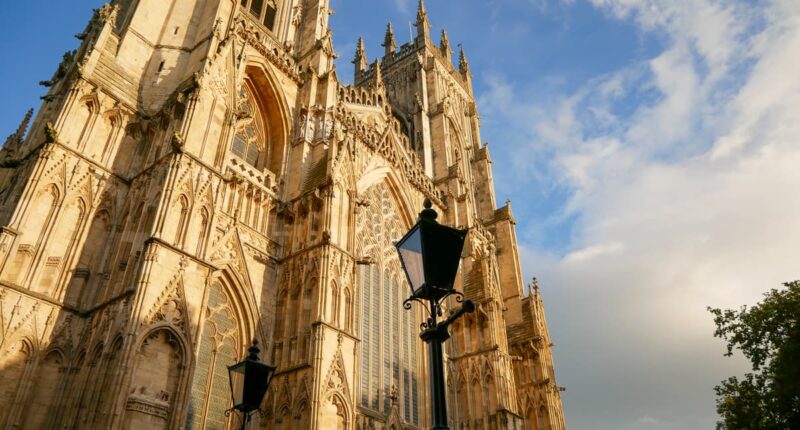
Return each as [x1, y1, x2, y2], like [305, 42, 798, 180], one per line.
[481, 0, 800, 428]
[633, 415, 661, 426]
[392, 0, 413, 14]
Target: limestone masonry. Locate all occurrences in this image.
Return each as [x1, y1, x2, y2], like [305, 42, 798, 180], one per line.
[0, 1, 565, 429]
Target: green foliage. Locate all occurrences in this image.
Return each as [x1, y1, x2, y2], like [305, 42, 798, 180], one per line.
[709, 281, 800, 429]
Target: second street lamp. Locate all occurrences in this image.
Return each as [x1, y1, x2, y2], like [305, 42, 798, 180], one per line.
[396, 198, 475, 430]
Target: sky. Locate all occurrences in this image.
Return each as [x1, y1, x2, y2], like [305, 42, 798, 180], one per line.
[2, 1, 800, 429]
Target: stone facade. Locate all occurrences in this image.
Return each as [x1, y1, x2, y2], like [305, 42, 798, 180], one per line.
[0, 1, 565, 429]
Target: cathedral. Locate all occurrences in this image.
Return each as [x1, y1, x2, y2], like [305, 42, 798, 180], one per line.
[0, 0, 565, 429]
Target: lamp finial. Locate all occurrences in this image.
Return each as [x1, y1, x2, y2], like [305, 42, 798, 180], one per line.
[248, 339, 261, 361]
[420, 198, 438, 222]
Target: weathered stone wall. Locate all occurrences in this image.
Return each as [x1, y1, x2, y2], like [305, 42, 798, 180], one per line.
[0, 1, 565, 429]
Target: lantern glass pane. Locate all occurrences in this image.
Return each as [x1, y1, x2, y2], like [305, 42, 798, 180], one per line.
[397, 227, 425, 292]
[422, 223, 467, 293]
[229, 363, 246, 409]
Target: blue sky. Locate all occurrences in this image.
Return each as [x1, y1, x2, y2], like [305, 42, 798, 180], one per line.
[3, 1, 800, 429]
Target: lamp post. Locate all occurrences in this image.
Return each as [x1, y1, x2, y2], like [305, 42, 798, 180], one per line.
[396, 198, 475, 430]
[227, 340, 276, 430]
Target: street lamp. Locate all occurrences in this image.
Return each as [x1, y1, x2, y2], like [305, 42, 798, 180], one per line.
[227, 340, 276, 430]
[396, 198, 475, 430]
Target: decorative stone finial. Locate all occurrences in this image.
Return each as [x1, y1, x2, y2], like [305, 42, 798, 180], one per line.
[440, 29, 451, 61]
[417, 0, 428, 22]
[415, 0, 430, 42]
[459, 45, 470, 74]
[531, 277, 540, 293]
[353, 37, 367, 80]
[353, 37, 367, 67]
[382, 23, 397, 55]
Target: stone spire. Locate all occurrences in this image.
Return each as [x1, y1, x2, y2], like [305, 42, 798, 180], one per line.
[382, 23, 397, 56]
[415, 0, 431, 44]
[458, 45, 470, 74]
[353, 37, 367, 81]
[440, 29, 452, 63]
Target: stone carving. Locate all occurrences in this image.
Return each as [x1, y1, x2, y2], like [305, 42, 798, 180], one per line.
[0, 1, 565, 429]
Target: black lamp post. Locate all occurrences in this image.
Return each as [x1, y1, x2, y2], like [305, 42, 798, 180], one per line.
[227, 340, 276, 430]
[396, 198, 475, 430]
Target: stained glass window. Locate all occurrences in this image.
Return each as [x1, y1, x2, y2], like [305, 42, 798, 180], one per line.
[187, 283, 240, 430]
[357, 265, 422, 425]
[356, 187, 421, 426]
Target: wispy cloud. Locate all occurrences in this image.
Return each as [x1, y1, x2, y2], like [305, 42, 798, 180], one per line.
[480, 0, 800, 428]
[392, 0, 413, 14]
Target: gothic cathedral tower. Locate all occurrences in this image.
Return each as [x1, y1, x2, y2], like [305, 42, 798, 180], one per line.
[0, 1, 565, 429]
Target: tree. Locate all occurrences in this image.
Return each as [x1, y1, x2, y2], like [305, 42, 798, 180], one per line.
[708, 281, 800, 429]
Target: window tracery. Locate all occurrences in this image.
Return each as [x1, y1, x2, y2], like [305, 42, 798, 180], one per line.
[187, 282, 242, 430]
[232, 85, 266, 169]
[356, 185, 420, 425]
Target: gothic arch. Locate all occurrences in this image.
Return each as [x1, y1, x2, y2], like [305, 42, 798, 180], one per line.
[185, 270, 263, 429]
[235, 61, 291, 176]
[4, 183, 60, 283]
[355, 161, 416, 229]
[123, 327, 188, 430]
[273, 404, 291, 430]
[0, 338, 33, 425]
[355, 179, 422, 422]
[208, 268, 260, 344]
[320, 392, 350, 430]
[21, 348, 65, 429]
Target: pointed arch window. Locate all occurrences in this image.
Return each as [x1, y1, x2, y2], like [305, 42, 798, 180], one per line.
[187, 282, 242, 429]
[232, 84, 265, 169]
[240, 0, 278, 30]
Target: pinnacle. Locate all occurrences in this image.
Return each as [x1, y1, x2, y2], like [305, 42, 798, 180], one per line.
[3, 108, 33, 148]
[353, 36, 366, 65]
[382, 22, 397, 53]
[417, 0, 427, 22]
[459, 45, 470, 73]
